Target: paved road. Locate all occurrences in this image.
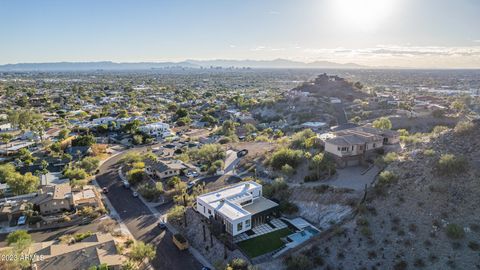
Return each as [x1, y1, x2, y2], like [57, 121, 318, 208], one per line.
[96, 148, 202, 270]
[333, 102, 348, 125]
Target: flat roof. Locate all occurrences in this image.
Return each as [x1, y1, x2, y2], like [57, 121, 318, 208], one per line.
[210, 200, 251, 221]
[197, 181, 262, 221]
[197, 181, 261, 205]
[243, 197, 278, 215]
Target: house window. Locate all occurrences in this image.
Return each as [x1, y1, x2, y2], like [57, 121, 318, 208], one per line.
[237, 222, 243, 232]
[208, 209, 212, 215]
[337, 147, 340, 151]
[245, 220, 251, 228]
[373, 143, 376, 148]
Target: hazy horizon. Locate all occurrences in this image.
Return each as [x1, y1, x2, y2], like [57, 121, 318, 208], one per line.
[1, 0, 480, 68]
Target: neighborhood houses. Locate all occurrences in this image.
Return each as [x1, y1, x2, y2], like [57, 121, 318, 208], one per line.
[0, 68, 479, 270]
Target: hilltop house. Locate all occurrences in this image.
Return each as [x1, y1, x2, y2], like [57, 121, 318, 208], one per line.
[322, 125, 400, 167]
[196, 181, 278, 236]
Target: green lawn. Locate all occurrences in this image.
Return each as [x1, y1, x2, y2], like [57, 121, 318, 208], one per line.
[237, 228, 292, 258]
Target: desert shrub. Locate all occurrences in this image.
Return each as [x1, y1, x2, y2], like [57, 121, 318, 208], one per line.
[167, 205, 185, 224]
[167, 176, 180, 188]
[279, 201, 298, 214]
[454, 121, 475, 135]
[397, 129, 409, 137]
[446, 224, 465, 239]
[226, 258, 250, 270]
[413, 258, 425, 268]
[468, 241, 480, 251]
[281, 164, 295, 175]
[435, 154, 468, 176]
[372, 117, 392, 130]
[262, 178, 288, 198]
[394, 260, 407, 270]
[73, 231, 93, 242]
[77, 157, 100, 173]
[126, 168, 144, 185]
[383, 152, 398, 164]
[131, 161, 145, 169]
[125, 239, 134, 247]
[423, 149, 436, 157]
[138, 183, 163, 201]
[64, 168, 89, 181]
[269, 147, 303, 170]
[290, 129, 318, 149]
[377, 170, 398, 186]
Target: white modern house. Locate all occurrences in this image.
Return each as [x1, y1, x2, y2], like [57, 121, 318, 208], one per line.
[139, 122, 172, 138]
[196, 181, 278, 236]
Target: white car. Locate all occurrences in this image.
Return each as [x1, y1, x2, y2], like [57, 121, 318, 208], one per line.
[132, 191, 139, 197]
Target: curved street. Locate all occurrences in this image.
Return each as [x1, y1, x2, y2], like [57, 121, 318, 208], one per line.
[95, 147, 202, 270]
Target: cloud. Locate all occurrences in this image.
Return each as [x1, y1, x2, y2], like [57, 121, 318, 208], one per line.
[474, 40, 480, 43]
[268, 11, 280, 15]
[229, 44, 236, 48]
[250, 45, 285, 51]
[304, 45, 480, 57]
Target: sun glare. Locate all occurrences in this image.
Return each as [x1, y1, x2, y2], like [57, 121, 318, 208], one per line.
[330, 0, 397, 31]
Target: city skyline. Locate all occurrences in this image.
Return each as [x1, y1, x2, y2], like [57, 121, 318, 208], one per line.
[1, 0, 480, 68]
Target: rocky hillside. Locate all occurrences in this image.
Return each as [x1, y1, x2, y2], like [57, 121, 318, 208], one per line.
[294, 73, 369, 101]
[289, 120, 480, 270]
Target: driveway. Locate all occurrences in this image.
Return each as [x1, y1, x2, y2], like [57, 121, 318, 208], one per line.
[323, 165, 380, 191]
[224, 149, 240, 174]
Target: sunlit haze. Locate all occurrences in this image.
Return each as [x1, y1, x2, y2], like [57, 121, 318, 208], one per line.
[0, 0, 479, 68]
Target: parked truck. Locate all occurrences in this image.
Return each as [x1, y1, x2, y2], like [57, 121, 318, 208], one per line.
[173, 233, 189, 250]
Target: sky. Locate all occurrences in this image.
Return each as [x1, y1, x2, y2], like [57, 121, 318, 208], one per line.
[1, 0, 480, 68]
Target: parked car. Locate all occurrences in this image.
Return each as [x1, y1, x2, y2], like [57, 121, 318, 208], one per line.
[186, 170, 199, 178]
[237, 149, 248, 158]
[132, 191, 139, 197]
[17, 215, 26, 226]
[123, 181, 130, 188]
[102, 187, 109, 193]
[201, 267, 212, 270]
[157, 221, 167, 230]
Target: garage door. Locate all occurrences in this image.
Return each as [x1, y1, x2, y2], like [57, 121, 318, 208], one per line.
[347, 159, 360, 166]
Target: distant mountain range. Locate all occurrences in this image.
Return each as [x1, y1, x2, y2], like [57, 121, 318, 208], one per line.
[0, 59, 367, 71]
